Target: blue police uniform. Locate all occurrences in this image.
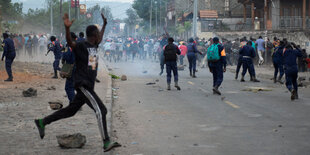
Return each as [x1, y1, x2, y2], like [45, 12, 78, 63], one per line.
[283, 48, 303, 96]
[48, 41, 62, 77]
[62, 47, 75, 103]
[164, 43, 181, 90]
[2, 38, 16, 80]
[239, 45, 256, 79]
[77, 37, 85, 42]
[272, 46, 284, 82]
[187, 43, 199, 76]
[208, 44, 226, 88]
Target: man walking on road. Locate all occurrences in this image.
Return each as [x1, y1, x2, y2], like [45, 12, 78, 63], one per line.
[34, 13, 121, 152]
[239, 41, 260, 82]
[255, 36, 265, 66]
[1, 33, 16, 82]
[283, 42, 303, 100]
[164, 37, 181, 90]
[207, 37, 226, 95]
[272, 41, 285, 84]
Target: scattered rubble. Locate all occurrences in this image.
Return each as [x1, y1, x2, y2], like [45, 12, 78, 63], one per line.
[142, 70, 148, 74]
[242, 87, 272, 93]
[22, 88, 37, 97]
[56, 133, 86, 148]
[47, 86, 56, 90]
[146, 82, 156, 85]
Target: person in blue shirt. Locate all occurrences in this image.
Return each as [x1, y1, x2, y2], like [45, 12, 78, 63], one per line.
[48, 36, 62, 78]
[239, 41, 260, 82]
[272, 41, 285, 84]
[208, 37, 226, 95]
[1, 33, 16, 82]
[62, 32, 77, 103]
[187, 38, 201, 78]
[77, 32, 85, 42]
[283, 42, 303, 100]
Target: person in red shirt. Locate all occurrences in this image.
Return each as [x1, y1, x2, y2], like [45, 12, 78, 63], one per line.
[307, 54, 310, 71]
[178, 42, 187, 65]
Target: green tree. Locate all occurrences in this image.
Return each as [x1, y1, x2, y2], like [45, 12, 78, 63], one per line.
[124, 8, 138, 36]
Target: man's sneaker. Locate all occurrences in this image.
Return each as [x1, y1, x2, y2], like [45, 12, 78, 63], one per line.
[291, 90, 296, 101]
[175, 85, 181, 90]
[213, 87, 221, 95]
[4, 78, 13, 82]
[103, 141, 121, 152]
[95, 78, 101, 83]
[235, 74, 238, 80]
[240, 77, 245, 82]
[34, 119, 45, 139]
[159, 70, 163, 76]
[167, 85, 171, 91]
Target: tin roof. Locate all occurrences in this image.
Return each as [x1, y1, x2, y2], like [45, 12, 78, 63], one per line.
[199, 10, 218, 18]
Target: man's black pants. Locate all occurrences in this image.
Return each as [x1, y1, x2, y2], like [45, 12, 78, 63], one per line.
[43, 86, 109, 143]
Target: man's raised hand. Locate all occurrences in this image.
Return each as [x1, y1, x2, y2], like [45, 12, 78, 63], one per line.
[101, 13, 107, 26]
[63, 13, 75, 28]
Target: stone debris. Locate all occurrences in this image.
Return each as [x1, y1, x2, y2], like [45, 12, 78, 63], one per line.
[146, 82, 156, 85]
[48, 101, 63, 110]
[242, 87, 272, 93]
[121, 75, 127, 81]
[47, 86, 56, 90]
[22, 88, 37, 97]
[142, 70, 148, 74]
[56, 133, 86, 149]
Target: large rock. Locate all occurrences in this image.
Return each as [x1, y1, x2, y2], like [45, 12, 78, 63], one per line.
[56, 133, 86, 148]
[22, 88, 37, 97]
[48, 101, 63, 110]
[121, 75, 127, 81]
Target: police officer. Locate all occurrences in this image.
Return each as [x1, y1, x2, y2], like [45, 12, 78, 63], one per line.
[207, 37, 226, 95]
[164, 37, 181, 90]
[283, 42, 303, 100]
[1, 33, 16, 82]
[239, 41, 260, 82]
[62, 32, 77, 103]
[272, 41, 285, 84]
[187, 38, 201, 78]
[48, 36, 62, 78]
[235, 38, 247, 79]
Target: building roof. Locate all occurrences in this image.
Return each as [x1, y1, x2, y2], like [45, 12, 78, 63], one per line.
[199, 10, 218, 18]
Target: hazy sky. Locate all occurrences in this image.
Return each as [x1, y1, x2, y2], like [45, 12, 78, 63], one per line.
[12, 0, 133, 19]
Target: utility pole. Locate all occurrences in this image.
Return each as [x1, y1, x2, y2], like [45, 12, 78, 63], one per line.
[68, 0, 71, 19]
[155, 0, 158, 36]
[192, 0, 198, 38]
[75, 0, 77, 19]
[159, 0, 161, 35]
[150, 0, 153, 35]
[50, 1, 53, 35]
[264, 0, 268, 64]
[60, 0, 63, 36]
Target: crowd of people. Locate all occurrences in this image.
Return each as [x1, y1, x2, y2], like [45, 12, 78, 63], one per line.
[1, 11, 310, 152]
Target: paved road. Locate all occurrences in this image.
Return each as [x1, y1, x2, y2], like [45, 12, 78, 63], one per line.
[109, 59, 310, 155]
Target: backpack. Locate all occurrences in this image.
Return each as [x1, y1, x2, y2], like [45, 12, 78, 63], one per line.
[164, 44, 177, 61]
[207, 43, 220, 61]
